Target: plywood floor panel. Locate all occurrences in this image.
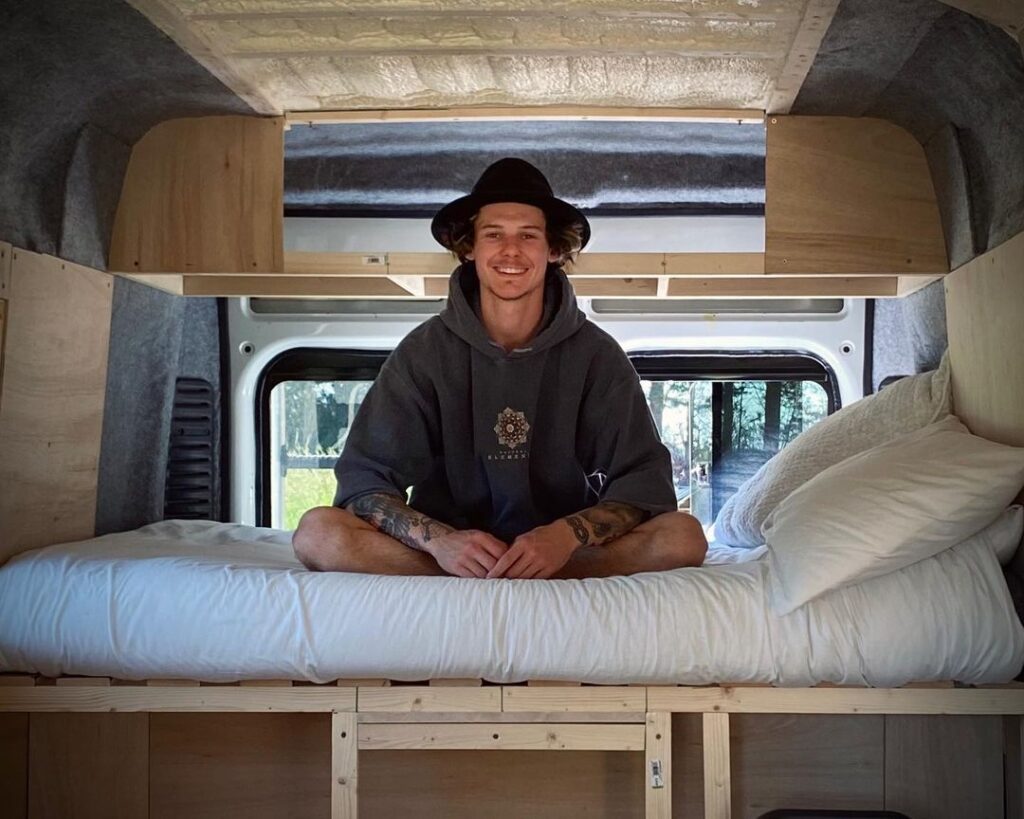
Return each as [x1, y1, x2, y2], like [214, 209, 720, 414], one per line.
[150, 713, 330, 819]
[28, 713, 148, 819]
[885, 715, 1003, 819]
[0, 713, 28, 819]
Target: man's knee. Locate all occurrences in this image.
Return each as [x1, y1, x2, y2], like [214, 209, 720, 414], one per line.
[648, 510, 708, 567]
[292, 506, 365, 570]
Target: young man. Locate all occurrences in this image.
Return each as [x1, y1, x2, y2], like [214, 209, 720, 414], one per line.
[293, 158, 707, 579]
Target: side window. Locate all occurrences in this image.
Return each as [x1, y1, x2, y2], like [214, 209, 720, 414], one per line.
[259, 350, 838, 529]
[257, 349, 388, 528]
[269, 380, 371, 529]
[634, 354, 837, 526]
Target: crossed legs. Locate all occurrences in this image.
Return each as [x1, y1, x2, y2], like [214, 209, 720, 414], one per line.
[292, 507, 707, 578]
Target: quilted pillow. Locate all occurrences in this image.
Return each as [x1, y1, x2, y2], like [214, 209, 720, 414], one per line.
[763, 416, 1024, 615]
[712, 350, 951, 547]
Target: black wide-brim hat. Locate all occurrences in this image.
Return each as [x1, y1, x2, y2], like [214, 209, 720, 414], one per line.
[430, 157, 591, 251]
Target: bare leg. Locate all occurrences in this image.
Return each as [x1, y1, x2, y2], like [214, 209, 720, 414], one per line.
[553, 511, 707, 579]
[292, 506, 445, 576]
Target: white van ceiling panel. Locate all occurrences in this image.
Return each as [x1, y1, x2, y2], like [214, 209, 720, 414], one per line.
[136, 0, 827, 112]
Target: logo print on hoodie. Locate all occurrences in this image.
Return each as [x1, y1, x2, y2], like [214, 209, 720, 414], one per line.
[494, 407, 530, 449]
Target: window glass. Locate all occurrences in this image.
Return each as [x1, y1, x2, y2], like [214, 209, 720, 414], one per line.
[264, 359, 833, 530]
[269, 380, 370, 529]
[640, 379, 829, 525]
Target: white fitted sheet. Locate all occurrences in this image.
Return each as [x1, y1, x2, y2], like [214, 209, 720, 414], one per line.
[0, 510, 1021, 686]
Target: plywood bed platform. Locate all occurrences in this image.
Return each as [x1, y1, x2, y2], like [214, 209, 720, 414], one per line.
[2, 675, 1023, 818]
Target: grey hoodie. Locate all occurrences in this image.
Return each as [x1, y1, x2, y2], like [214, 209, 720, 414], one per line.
[334, 263, 676, 543]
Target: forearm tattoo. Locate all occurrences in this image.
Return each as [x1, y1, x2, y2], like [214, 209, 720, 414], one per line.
[348, 493, 453, 552]
[564, 501, 649, 548]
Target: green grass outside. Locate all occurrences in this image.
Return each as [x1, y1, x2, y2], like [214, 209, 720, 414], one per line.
[283, 468, 337, 530]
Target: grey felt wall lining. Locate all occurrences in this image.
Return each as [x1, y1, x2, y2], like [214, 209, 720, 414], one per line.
[0, 0, 251, 269]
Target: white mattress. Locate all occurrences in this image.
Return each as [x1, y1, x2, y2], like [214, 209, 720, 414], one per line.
[1, 511, 1022, 686]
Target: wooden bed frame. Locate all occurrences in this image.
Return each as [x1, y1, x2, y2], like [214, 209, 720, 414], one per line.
[2, 676, 1023, 818]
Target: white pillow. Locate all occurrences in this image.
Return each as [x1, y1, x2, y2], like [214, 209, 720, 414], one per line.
[764, 415, 1024, 615]
[713, 351, 951, 548]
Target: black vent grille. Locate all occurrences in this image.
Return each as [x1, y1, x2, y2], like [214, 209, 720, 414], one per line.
[164, 377, 215, 520]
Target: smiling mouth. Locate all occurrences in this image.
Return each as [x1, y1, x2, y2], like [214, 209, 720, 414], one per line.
[494, 266, 529, 275]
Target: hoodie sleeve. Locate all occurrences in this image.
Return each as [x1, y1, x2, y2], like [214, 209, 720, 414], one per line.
[576, 357, 678, 516]
[333, 357, 439, 509]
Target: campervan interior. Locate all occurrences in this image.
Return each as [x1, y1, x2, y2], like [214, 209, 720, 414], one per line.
[2, 1, 1024, 817]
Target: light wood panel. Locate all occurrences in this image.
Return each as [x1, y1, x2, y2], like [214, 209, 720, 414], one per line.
[332, 713, 358, 819]
[667, 276, 901, 297]
[945, 229, 1024, 451]
[765, 116, 948, 275]
[0, 241, 11, 295]
[6, 683, 1024, 715]
[0, 686, 356, 712]
[357, 686, 500, 713]
[0, 299, 7, 408]
[884, 716, 1003, 819]
[183, 275, 411, 297]
[645, 713, 672, 818]
[358, 722, 645, 751]
[109, 115, 284, 274]
[0, 250, 113, 564]
[28, 714, 148, 819]
[112, 272, 924, 300]
[647, 685, 1024, 714]
[503, 686, 646, 713]
[703, 713, 732, 819]
[150, 713, 330, 819]
[0, 714, 27, 819]
[767, 0, 842, 114]
[288, 107, 765, 127]
[357, 711, 645, 724]
[283, 250, 765, 278]
[571, 277, 659, 297]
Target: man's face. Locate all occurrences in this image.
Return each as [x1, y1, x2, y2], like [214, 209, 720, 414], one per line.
[467, 202, 559, 304]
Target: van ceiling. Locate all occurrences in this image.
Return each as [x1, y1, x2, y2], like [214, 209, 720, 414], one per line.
[120, 0, 816, 114]
[1, 0, 1022, 270]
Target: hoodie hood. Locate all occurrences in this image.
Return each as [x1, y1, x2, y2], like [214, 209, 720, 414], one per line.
[439, 261, 586, 359]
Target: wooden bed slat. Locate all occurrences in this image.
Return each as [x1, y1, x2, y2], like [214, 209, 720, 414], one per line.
[0, 687, 356, 712]
[648, 685, 1024, 714]
[503, 686, 646, 713]
[357, 686, 500, 713]
[357, 722, 645, 752]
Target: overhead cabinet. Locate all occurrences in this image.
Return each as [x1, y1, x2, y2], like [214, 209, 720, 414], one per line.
[108, 112, 949, 298]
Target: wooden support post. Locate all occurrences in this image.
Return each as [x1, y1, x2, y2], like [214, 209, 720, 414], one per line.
[645, 712, 671, 819]
[703, 712, 731, 819]
[1008, 715, 1024, 819]
[332, 712, 358, 819]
